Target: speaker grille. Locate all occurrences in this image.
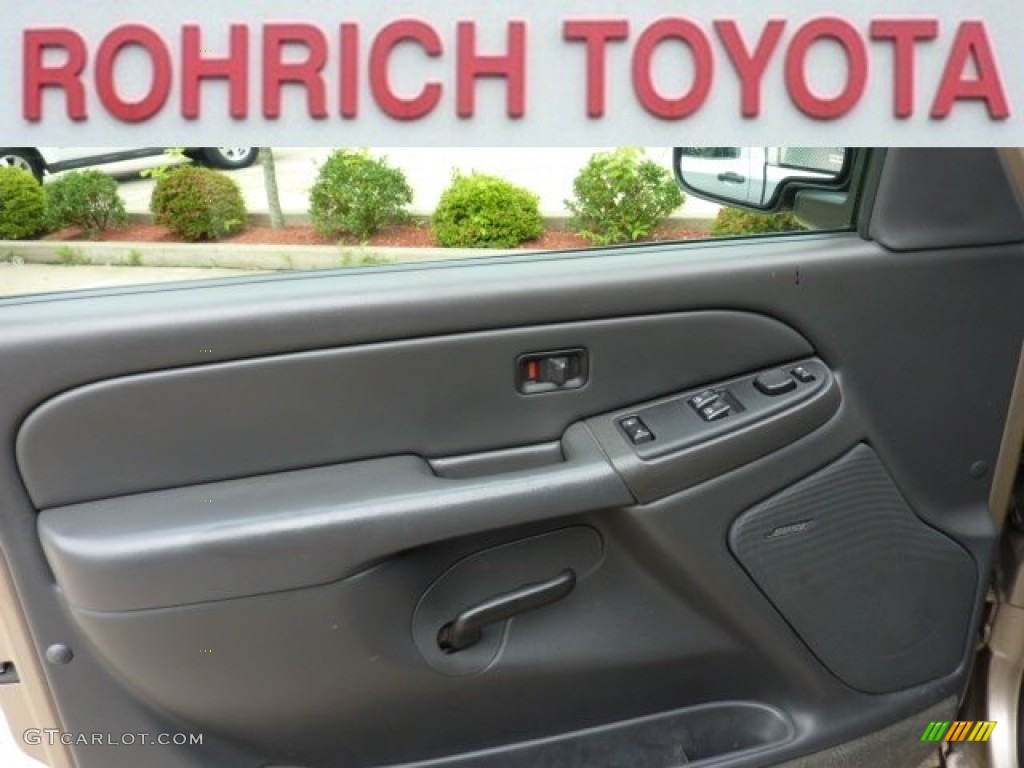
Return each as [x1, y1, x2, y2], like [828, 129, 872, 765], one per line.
[729, 444, 977, 693]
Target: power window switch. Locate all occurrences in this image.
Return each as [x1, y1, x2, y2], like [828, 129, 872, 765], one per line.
[699, 401, 732, 422]
[619, 416, 655, 445]
[689, 389, 720, 411]
[791, 366, 816, 383]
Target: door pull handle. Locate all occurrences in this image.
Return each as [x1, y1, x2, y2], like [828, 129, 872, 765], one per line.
[437, 569, 577, 653]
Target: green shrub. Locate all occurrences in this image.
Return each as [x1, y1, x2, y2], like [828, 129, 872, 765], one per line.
[710, 207, 806, 237]
[0, 167, 47, 240]
[150, 166, 246, 242]
[565, 148, 684, 245]
[434, 173, 543, 248]
[309, 149, 412, 240]
[45, 171, 127, 237]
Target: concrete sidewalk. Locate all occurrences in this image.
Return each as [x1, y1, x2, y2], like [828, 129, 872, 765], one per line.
[0, 242, 536, 297]
[0, 263, 261, 297]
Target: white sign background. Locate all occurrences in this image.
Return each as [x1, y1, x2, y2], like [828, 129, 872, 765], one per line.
[4, 0, 1022, 145]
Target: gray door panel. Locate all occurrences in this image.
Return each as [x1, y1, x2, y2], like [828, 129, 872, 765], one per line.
[0, 225, 1019, 767]
[18, 311, 810, 508]
[37, 425, 631, 612]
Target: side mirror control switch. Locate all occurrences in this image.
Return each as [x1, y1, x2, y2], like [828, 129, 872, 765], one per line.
[754, 369, 797, 396]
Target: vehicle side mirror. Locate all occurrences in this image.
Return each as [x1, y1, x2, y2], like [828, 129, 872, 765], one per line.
[673, 147, 849, 212]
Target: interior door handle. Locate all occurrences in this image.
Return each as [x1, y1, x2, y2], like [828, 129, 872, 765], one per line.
[437, 569, 577, 653]
[717, 172, 746, 184]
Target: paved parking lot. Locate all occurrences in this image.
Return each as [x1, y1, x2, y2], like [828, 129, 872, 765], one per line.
[58, 147, 720, 220]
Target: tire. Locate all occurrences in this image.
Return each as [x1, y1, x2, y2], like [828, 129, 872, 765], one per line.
[0, 148, 44, 182]
[197, 147, 258, 170]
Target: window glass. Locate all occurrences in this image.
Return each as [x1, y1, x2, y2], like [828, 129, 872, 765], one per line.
[678, 147, 741, 159]
[0, 146, 854, 299]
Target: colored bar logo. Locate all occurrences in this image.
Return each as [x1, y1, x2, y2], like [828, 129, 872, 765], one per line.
[921, 721, 997, 742]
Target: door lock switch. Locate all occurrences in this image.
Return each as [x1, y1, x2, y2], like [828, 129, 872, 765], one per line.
[689, 389, 720, 410]
[619, 416, 655, 445]
[540, 356, 570, 386]
[754, 369, 797, 396]
[791, 366, 816, 383]
[517, 349, 588, 394]
[699, 401, 732, 422]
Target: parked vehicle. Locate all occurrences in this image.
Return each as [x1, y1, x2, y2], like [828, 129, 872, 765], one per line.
[0, 147, 257, 182]
[676, 146, 846, 208]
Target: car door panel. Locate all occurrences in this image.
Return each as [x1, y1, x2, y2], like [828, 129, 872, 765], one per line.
[0, 150, 1021, 768]
[16, 310, 811, 508]
[36, 425, 630, 611]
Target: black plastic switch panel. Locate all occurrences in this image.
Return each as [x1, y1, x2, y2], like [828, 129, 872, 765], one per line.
[605, 358, 828, 460]
[689, 389, 720, 410]
[754, 369, 797, 396]
[791, 366, 816, 383]
[699, 401, 731, 422]
[619, 417, 655, 444]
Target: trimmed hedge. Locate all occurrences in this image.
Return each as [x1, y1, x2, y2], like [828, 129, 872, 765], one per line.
[151, 166, 247, 242]
[0, 167, 47, 240]
[310, 149, 413, 240]
[566, 148, 684, 244]
[434, 173, 543, 248]
[45, 170, 127, 237]
[710, 207, 806, 237]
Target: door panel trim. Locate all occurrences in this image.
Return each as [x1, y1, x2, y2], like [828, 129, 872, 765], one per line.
[0, 228, 1018, 768]
[18, 311, 810, 508]
[38, 424, 632, 611]
[588, 358, 841, 504]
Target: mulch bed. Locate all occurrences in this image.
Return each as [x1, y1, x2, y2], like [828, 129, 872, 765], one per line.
[43, 221, 708, 249]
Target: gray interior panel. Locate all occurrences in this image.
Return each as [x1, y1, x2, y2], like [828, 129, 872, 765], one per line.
[393, 702, 794, 768]
[55, 413, 973, 768]
[17, 311, 811, 508]
[66, 521, 750, 767]
[0, 163, 1020, 768]
[6, 235, 1017, 525]
[411, 527, 604, 676]
[772, 697, 953, 768]
[730, 444, 977, 693]
[37, 424, 631, 611]
[587, 359, 841, 504]
[429, 441, 564, 479]
[869, 149, 1024, 252]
